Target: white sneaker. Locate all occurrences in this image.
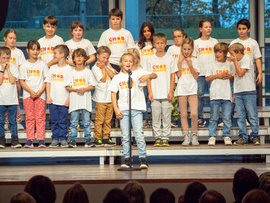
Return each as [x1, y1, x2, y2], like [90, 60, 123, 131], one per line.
[208, 137, 216, 146]
[182, 133, 190, 146]
[90, 121, 95, 129]
[17, 122, 24, 130]
[218, 122, 224, 127]
[4, 123, 9, 130]
[246, 119, 250, 127]
[224, 137, 232, 146]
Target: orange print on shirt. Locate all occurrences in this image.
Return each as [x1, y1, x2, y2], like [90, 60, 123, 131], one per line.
[51, 73, 64, 82]
[119, 80, 136, 89]
[152, 63, 167, 72]
[109, 35, 126, 45]
[198, 46, 213, 55]
[141, 48, 154, 56]
[3, 77, 10, 83]
[40, 46, 54, 56]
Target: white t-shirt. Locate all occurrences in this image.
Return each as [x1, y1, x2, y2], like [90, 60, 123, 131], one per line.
[175, 57, 200, 96]
[206, 61, 233, 101]
[135, 42, 155, 68]
[145, 53, 178, 99]
[109, 69, 150, 111]
[9, 48, 26, 67]
[92, 64, 114, 103]
[19, 60, 49, 100]
[65, 68, 96, 112]
[38, 35, 64, 63]
[167, 45, 181, 59]
[193, 37, 218, 76]
[97, 28, 135, 65]
[65, 38, 96, 69]
[233, 55, 256, 93]
[45, 64, 72, 106]
[0, 64, 19, 105]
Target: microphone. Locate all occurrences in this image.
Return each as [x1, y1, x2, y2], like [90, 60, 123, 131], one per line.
[128, 69, 132, 75]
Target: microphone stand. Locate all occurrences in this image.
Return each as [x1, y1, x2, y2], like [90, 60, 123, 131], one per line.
[118, 69, 141, 171]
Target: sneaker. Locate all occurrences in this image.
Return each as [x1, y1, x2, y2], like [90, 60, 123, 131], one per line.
[85, 139, 94, 147]
[38, 140, 46, 148]
[24, 139, 33, 148]
[121, 158, 132, 168]
[60, 140, 68, 148]
[49, 140, 59, 148]
[208, 137, 216, 146]
[171, 123, 178, 128]
[246, 119, 250, 127]
[140, 157, 148, 169]
[94, 138, 104, 147]
[153, 138, 162, 147]
[251, 136, 260, 145]
[191, 133, 200, 146]
[103, 138, 116, 146]
[17, 122, 24, 130]
[218, 122, 224, 127]
[162, 139, 170, 147]
[143, 120, 149, 128]
[90, 121, 95, 129]
[182, 133, 190, 146]
[234, 137, 248, 145]
[224, 137, 232, 146]
[0, 137, 6, 148]
[198, 118, 206, 127]
[4, 123, 9, 130]
[69, 139, 77, 148]
[11, 137, 22, 148]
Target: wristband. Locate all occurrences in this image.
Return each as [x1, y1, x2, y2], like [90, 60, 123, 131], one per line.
[0, 70, 4, 73]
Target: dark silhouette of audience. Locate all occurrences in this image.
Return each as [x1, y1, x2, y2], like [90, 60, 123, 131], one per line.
[150, 188, 175, 203]
[62, 183, 89, 203]
[123, 181, 146, 203]
[199, 190, 226, 203]
[242, 189, 270, 203]
[182, 182, 207, 203]
[259, 172, 270, 196]
[103, 188, 130, 203]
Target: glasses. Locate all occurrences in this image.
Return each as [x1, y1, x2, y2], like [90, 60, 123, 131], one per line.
[173, 35, 183, 39]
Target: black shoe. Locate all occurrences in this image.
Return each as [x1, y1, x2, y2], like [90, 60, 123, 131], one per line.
[11, 137, 22, 148]
[103, 138, 116, 146]
[140, 157, 148, 169]
[251, 136, 260, 145]
[121, 158, 132, 168]
[0, 136, 6, 149]
[69, 139, 77, 148]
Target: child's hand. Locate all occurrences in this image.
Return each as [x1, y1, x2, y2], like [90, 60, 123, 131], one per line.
[226, 57, 232, 62]
[96, 61, 105, 69]
[47, 95, 53, 104]
[168, 91, 173, 102]
[1, 62, 9, 70]
[185, 57, 192, 67]
[76, 88, 86, 94]
[256, 74, 262, 84]
[64, 98, 69, 107]
[30, 90, 37, 98]
[232, 94, 235, 103]
[148, 92, 153, 102]
[230, 55, 237, 62]
[139, 75, 149, 83]
[115, 109, 124, 119]
[178, 54, 185, 63]
[35, 90, 43, 98]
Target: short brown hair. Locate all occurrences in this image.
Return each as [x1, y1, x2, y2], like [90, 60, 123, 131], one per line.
[109, 8, 123, 19]
[214, 42, 228, 55]
[44, 16, 58, 26]
[96, 46, 111, 55]
[70, 21, 85, 35]
[229, 43, 245, 55]
[72, 48, 89, 65]
[153, 33, 167, 44]
[54, 45, 69, 59]
[0, 47, 11, 56]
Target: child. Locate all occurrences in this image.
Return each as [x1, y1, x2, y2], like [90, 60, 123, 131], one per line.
[167, 28, 187, 59]
[4, 29, 26, 130]
[65, 21, 96, 68]
[175, 38, 200, 146]
[0, 47, 22, 148]
[229, 43, 260, 145]
[19, 40, 48, 148]
[206, 42, 234, 146]
[136, 22, 156, 128]
[65, 48, 96, 148]
[194, 20, 218, 127]
[38, 16, 64, 68]
[97, 8, 135, 73]
[145, 33, 178, 147]
[109, 53, 157, 169]
[92, 46, 115, 147]
[45, 45, 72, 148]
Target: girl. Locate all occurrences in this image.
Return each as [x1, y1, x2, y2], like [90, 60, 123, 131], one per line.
[4, 29, 26, 130]
[109, 53, 157, 169]
[19, 40, 48, 148]
[136, 22, 156, 128]
[194, 20, 218, 127]
[175, 38, 200, 146]
[65, 21, 96, 68]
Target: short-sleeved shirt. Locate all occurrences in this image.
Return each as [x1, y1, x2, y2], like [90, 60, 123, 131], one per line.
[9, 48, 26, 68]
[135, 42, 155, 68]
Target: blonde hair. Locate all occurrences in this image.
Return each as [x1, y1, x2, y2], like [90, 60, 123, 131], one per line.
[229, 43, 244, 55]
[96, 46, 111, 55]
[128, 48, 141, 67]
[214, 42, 228, 55]
[153, 33, 167, 44]
[0, 47, 11, 56]
[10, 192, 36, 203]
[181, 38, 194, 57]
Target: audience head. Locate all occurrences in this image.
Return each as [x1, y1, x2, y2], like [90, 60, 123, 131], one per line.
[123, 181, 146, 203]
[199, 190, 226, 203]
[103, 188, 130, 203]
[233, 168, 259, 202]
[24, 175, 56, 203]
[62, 183, 89, 203]
[10, 192, 36, 203]
[242, 189, 270, 203]
[184, 182, 207, 203]
[259, 172, 270, 195]
[150, 188, 175, 203]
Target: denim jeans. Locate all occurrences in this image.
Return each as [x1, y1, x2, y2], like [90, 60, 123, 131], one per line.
[208, 100, 232, 137]
[143, 87, 151, 120]
[235, 91, 259, 140]
[0, 105, 18, 138]
[69, 109, 91, 141]
[120, 110, 147, 159]
[197, 76, 211, 118]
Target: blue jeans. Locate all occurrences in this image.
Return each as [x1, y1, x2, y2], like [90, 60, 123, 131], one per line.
[208, 100, 232, 137]
[49, 104, 69, 141]
[235, 91, 259, 140]
[120, 110, 147, 159]
[0, 105, 18, 138]
[69, 109, 91, 141]
[143, 87, 151, 120]
[197, 76, 211, 118]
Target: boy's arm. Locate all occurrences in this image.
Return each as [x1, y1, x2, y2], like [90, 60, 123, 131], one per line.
[139, 73, 157, 83]
[46, 82, 53, 104]
[105, 63, 115, 79]
[147, 80, 153, 102]
[85, 54, 96, 66]
[66, 59, 75, 66]
[176, 55, 184, 78]
[95, 62, 107, 83]
[168, 73, 175, 102]
[47, 59, 57, 68]
[0, 65, 5, 85]
[76, 85, 95, 94]
[111, 92, 123, 119]
[231, 59, 247, 77]
[255, 58, 262, 84]
[66, 86, 77, 92]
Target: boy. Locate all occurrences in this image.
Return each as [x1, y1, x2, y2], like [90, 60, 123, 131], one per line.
[145, 33, 178, 147]
[65, 48, 96, 148]
[206, 42, 234, 146]
[229, 43, 260, 145]
[0, 47, 22, 148]
[45, 45, 72, 148]
[38, 16, 64, 68]
[92, 46, 115, 147]
[97, 8, 135, 73]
